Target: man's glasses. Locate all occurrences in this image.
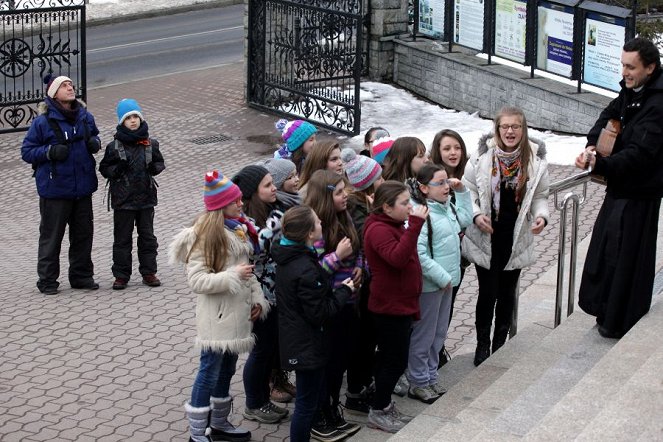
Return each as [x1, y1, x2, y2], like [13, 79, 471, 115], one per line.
[498, 124, 522, 131]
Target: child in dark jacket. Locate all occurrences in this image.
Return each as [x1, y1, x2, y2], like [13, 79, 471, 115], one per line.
[363, 181, 428, 433]
[99, 99, 165, 290]
[272, 206, 354, 442]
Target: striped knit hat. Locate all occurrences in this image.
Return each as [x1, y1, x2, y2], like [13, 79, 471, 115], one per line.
[278, 119, 317, 152]
[371, 136, 395, 165]
[203, 169, 243, 211]
[341, 147, 382, 191]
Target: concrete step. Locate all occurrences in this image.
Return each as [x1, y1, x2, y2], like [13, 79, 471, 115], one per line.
[523, 295, 663, 441]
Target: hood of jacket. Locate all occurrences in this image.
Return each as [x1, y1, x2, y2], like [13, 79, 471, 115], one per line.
[37, 98, 88, 116]
[476, 133, 547, 160]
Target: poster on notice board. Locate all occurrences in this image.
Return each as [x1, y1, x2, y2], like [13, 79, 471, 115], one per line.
[454, 0, 484, 51]
[537, 1, 574, 77]
[495, 0, 527, 63]
[583, 12, 625, 91]
[419, 0, 445, 38]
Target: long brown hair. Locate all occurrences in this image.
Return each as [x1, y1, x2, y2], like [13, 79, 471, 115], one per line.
[299, 140, 341, 189]
[430, 129, 468, 179]
[372, 181, 409, 214]
[382, 136, 426, 182]
[243, 191, 271, 228]
[304, 169, 360, 255]
[281, 205, 317, 244]
[494, 106, 532, 200]
[188, 210, 229, 272]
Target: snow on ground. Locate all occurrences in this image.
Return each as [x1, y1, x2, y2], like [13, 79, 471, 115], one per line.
[347, 82, 587, 166]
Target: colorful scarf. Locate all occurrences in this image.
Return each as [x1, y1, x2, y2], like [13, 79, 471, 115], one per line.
[491, 145, 522, 218]
[225, 215, 260, 255]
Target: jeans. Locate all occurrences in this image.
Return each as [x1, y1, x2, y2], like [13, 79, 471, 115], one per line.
[190, 350, 238, 407]
[291, 368, 325, 442]
[372, 313, 412, 410]
[243, 305, 279, 409]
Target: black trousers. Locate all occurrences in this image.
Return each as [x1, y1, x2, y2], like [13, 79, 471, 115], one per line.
[112, 208, 158, 279]
[37, 196, 94, 291]
[475, 265, 521, 335]
[371, 313, 412, 410]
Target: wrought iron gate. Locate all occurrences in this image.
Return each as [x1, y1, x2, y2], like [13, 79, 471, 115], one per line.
[247, 0, 363, 135]
[0, 0, 86, 134]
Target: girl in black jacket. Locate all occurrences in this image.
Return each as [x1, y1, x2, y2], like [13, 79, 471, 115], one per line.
[272, 206, 354, 442]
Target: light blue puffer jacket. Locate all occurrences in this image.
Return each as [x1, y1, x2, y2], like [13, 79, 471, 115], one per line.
[416, 189, 473, 293]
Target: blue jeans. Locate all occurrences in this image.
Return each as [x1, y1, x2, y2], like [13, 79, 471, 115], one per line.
[291, 368, 325, 442]
[243, 306, 279, 409]
[190, 350, 238, 407]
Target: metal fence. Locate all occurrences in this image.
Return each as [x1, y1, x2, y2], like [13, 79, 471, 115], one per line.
[1, 0, 86, 133]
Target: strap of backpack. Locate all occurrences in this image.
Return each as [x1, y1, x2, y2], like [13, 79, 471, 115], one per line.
[114, 139, 127, 161]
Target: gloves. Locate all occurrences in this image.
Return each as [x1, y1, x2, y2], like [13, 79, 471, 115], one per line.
[87, 138, 101, 154]
[47, 144, 69, 162]
[114, 159, 129, 177]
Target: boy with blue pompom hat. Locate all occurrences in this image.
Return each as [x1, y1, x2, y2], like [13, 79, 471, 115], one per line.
[99, 98, 165, 290]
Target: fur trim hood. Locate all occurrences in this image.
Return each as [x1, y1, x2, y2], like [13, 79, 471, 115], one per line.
[476, 133, 547, 160]
[37, 98, 88, 116]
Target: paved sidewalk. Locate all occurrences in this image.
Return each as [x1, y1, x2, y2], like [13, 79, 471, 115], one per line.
[0, 61, 609, 441]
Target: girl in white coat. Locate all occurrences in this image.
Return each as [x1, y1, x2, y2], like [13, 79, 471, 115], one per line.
[170, 169, 269, 442]
[462, 107, 550, 367]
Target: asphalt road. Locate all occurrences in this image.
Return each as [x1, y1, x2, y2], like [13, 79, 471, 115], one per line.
[85, 4, 244, 88]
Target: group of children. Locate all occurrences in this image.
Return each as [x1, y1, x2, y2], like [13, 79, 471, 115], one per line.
[172, 105, 550, 442]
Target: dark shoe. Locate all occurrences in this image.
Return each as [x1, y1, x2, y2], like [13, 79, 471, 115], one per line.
[113, 278, 128, 290]
[41, 286, 59, 295]
[310, 422, 349, 442]
[474, 344, 491, 366]
[70, 280, 99, 290]
[492, 326, 510, 353]
[142, 274, 161, 287]
[210, 426, 251, 442]
[328, 403, 360, 436]
[242, 403, 284, 424]
[598, 326, 624, 339]
[344, 391, 369, 415]
[438, 346, 451, 368]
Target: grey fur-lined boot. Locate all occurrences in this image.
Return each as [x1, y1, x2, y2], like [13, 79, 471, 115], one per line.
[209, 396, 251, 442]
[185, 402, 211, 442]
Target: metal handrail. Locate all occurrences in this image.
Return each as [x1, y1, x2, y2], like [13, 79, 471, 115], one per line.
[550, 170, 592, 328]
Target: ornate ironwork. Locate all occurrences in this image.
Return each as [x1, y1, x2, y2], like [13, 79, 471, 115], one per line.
[248, 0, 363, 135]
[0, 3, 85, 133]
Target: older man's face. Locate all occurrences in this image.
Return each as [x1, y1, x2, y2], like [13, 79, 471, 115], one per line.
[54, 80, 76, 103]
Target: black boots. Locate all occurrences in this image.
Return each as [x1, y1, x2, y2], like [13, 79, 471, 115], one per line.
[474, 327, 491, 366]
[491, 325, 510, 353]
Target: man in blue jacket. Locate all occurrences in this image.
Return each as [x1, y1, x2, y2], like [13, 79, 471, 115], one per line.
[21, 75, 101, 295]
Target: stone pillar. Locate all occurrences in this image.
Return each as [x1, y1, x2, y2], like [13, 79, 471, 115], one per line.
[368, 0, 409, 81]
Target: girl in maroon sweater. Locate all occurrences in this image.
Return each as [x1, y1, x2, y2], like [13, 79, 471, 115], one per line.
[363, 181, 428, 433]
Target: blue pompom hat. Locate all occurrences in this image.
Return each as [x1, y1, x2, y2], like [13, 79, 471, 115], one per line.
[275, 119, 317, 154]
[116, 98, 144, 124]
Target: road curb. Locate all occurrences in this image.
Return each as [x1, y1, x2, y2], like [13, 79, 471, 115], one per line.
[86, 0, 242, 27]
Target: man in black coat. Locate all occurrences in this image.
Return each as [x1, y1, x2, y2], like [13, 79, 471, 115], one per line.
[575, 37, 663, 338]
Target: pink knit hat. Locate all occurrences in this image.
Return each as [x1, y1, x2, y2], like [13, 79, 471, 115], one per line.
[203, 169, 243, 211]
[371, 136, 395, 165]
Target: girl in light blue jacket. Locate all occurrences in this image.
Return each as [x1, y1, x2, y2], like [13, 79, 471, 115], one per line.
[406, 164, 472, 403]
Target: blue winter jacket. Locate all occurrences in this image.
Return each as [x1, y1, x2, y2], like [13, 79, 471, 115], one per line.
[21, 100, 99, 199]
[416, 189, 473, 292]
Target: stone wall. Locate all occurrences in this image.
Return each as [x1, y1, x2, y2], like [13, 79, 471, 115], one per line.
[390, 38, 613, 134]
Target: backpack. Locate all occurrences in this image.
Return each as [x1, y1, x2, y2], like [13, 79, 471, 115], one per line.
[104, 139, 156, 211]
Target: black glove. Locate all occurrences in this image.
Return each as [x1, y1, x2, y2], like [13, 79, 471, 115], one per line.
[114, 159, 129, 177]
[87, 138, 101, 154]
[47, 144, 69, 162]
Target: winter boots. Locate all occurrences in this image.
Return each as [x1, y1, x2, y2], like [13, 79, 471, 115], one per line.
[473, 327, 491, 366]
[185, 397, 251, 442]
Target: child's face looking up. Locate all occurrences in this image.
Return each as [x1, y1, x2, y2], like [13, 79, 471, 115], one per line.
[257, 174, 277, 204]
[123, 114, 141, 131]
[332, 180, 348, 212]
[282, 171, 299, 193]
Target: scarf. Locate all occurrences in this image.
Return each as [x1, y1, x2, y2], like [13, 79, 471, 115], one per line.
[115, 121, 150, 145]
[491, 144, 522, 218]
[280, 236, 316, 253]
[46, 97, 80, 123]
[276, 190, 301, 210]
[225, 215, 260, 255]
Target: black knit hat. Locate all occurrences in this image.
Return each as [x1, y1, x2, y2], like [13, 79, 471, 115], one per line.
[232, 165, 269, 199]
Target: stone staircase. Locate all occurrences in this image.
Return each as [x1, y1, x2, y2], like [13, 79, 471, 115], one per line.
[348, 218, 663, 442]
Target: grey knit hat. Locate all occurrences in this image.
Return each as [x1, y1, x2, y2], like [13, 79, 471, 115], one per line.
[232, 165, 269, 199]
[262, 158, 296, 190]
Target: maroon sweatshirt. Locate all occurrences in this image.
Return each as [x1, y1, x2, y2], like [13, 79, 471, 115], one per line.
[363, 212, 424, 319]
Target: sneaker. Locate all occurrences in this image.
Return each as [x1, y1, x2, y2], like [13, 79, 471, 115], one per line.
[344, 390, 369, 415]
[242, 403, 284, 424]
[112, 278, 128, 290]
[142, 274, 161, 287]
[266, 401, 289, 418]
[392, 374, 409, 397]
[407, 385, 439, 404]
[367, 403, 405, 433]
[429, 382, 447, 396]
[310, 421, 348, 442]
[387, 401, 413, 423]
[328, 403, 361, 436]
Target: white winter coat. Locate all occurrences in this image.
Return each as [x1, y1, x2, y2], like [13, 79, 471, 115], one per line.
[169, 223, 269, 354]
[461, 134, 550, 271]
